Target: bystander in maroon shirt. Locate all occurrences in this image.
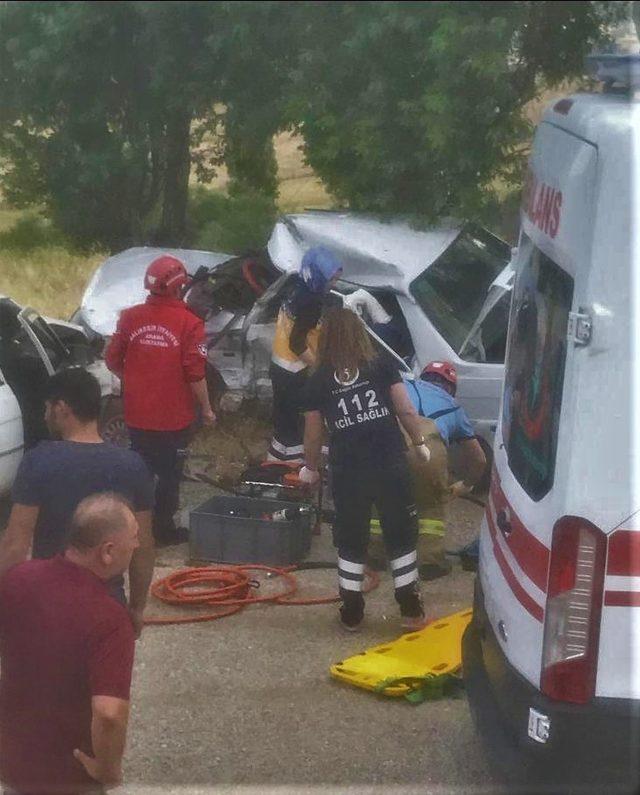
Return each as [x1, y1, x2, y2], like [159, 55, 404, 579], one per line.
[0, 556, 135, 794]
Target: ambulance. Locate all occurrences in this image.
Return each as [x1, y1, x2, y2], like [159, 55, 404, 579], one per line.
[462, 55, 640, 792]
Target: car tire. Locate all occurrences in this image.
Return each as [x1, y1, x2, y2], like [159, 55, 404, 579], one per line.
[100, 396, 130, 448]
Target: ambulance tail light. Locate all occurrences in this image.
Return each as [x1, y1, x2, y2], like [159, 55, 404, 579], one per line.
[541, 516, 606, 704]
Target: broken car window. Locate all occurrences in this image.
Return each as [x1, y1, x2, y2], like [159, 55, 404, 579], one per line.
[409, 225, 510, 355]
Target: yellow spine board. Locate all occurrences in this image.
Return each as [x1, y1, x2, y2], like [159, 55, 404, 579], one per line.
[330, 608, 472, 697]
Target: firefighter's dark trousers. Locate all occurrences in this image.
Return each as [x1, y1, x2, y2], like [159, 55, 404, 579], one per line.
[129, 426, 190, 543]
[331, 459, 420, 613]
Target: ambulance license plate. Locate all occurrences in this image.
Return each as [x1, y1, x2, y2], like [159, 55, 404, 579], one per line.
[528, 707, 550, 744]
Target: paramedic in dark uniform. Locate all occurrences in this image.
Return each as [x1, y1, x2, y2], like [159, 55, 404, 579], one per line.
[266, 246, 342, 463]
[300, 307, 431, 632]
[387, 361, 486, 579]
[105, 254, 215, 546]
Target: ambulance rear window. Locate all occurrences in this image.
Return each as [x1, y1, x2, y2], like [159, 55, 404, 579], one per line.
[502, 240, 573, 501]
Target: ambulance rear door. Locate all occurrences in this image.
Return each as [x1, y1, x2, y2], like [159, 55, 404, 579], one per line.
[480, 120, 598, 690]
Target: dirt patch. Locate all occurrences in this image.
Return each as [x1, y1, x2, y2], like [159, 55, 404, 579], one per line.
[187, 401, 273, 489]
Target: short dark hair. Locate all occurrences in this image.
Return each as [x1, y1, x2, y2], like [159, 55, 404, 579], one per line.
[45, 367, 102, 422]
[66, 493, 134, 551]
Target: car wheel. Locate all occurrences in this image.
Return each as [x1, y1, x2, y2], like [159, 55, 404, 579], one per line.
[100, 397, 130, 448]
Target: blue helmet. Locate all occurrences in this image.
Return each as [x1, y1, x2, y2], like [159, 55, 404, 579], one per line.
[300, 246, 342, 293]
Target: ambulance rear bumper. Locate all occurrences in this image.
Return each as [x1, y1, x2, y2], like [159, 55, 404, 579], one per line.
[462, 578, 640, 793]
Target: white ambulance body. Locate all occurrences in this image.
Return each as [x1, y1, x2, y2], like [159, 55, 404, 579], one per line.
[463, 56, 640, 792]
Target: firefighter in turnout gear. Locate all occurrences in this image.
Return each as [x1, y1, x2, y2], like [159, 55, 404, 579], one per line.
[369, 361, 486, 580]
[300, 307, 431, 632]
[105, 254, 216, 547]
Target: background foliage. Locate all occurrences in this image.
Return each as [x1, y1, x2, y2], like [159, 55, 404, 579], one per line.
[0, 1, 628, 252]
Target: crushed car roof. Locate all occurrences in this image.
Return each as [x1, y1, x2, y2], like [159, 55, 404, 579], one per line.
[80, 247, 230, 336]
[267, 211, 462, 294]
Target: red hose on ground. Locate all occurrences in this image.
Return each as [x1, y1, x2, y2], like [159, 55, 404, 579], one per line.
[144, 564, 381, 626]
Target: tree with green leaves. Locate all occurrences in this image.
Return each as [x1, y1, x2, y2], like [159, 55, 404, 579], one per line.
[288, 1, 626, 224]
[0, 1, 628, 250]
[0, 1, 294, 249]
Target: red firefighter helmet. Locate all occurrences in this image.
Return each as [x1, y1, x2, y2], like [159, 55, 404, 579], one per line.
[421, 360, 458, 395]
[144, 255, 190, 297]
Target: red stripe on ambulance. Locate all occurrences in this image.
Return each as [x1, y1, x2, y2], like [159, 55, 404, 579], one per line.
[490, 472, 550, 593]
[604, 591, 640, 607]
[486, 507, 545, 623]
[606, 529, 640, 576]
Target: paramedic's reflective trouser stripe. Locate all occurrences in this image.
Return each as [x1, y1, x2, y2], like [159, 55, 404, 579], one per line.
[338, 558, 365, 592]
[339, 552, 418, 592]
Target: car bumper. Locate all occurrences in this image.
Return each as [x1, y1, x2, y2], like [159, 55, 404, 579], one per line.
[462, 578, 640, 793]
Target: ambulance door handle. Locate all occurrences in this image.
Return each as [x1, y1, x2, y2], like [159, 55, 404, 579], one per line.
[496, 510, 512, 539]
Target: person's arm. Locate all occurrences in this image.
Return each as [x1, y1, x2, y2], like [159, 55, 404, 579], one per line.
[0, 503, 38, 579]
[290, 301, 321, 367]
[183, 318, 215, 425]
[303, 410, 324, 472]
[455, 437, 487, 488]
[189, 379, 215, 425]
[127, 509, 154, 638]
[390, 382, 428, 446]
[77, 612, 135, 787]
[73, 696, 129, 788]
[104, 315, 128, 379]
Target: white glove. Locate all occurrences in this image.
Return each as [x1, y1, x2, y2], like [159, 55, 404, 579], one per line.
[343, 289, 391, 325]
[413, 443, 431, 463]
[449, 480, 474, 498]
[298, 466, 320, 485]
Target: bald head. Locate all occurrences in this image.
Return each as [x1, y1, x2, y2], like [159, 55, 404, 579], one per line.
[65, 494, 140, 580]
[67, 493, 134, 551]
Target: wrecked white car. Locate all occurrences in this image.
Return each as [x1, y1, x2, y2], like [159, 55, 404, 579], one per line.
[0, 296, 113, 495]
[75, 212, 513, 448]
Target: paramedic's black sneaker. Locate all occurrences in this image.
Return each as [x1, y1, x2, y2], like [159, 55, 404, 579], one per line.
[400, 614, 430, 633]
[396, 582, 426, 632]
[419, 559, 452, 581]
[338, 594, 364, 632]
[338, 611, 363, 632]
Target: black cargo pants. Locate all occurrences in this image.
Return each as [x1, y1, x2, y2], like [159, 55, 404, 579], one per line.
[331, 459, 420, 613]
[128, 426, 190, 543]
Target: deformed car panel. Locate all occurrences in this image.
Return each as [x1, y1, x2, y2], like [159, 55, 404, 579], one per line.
[80, 247, 232, 337]
[76, 213, 513, 439]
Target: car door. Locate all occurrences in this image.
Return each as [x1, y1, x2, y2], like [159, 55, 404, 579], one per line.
[0, 367, 24, 496]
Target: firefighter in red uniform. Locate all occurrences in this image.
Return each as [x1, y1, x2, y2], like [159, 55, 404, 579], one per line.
[105, 255, 215, 546]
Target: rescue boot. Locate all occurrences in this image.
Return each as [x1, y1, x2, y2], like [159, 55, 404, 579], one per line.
[338, 589, 364, 632]
[417, 530, 451, 581]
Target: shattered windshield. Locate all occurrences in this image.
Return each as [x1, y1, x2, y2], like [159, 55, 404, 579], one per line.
[409, 225, 510, 355]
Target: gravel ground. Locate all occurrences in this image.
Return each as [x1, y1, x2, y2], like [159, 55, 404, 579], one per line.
[120, 481, 499, 795]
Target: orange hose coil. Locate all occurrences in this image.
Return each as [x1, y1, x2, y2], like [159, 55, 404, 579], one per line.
[144, 564, 380, 625]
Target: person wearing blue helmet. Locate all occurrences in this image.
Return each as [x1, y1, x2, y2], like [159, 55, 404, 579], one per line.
[267, 246, 342, 463]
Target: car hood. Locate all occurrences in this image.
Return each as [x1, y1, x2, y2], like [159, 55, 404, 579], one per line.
[78, 246, 231, 336]
[267, 211, 463, 294]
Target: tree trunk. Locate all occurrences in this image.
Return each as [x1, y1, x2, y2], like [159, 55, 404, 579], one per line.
[158, 109, 192, 245]
[225, 109, 278, 199]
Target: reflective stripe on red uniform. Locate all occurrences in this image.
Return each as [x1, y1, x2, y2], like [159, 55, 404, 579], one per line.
[105, 295, 206, 431]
